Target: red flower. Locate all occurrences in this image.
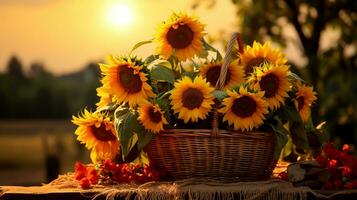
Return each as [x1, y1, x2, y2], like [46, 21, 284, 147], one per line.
[344, 181, 357, 189]
[79, 178, 91, 189]
[342, 166, 352, 177]
[74, 162, 87, 181]
[342, 144, 351, 153]
[87, 167, 99, 185]
[277, 171, 288, 181]
[327, 159, 338, 170]
[316, 155, 327, 166]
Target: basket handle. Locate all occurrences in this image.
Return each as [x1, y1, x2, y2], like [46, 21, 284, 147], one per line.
[211, 32, 244, 137]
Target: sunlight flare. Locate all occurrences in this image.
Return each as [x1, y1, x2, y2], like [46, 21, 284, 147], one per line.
[107, 4, 134, 27]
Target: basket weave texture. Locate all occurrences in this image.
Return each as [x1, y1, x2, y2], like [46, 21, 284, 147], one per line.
[146, 129, 276, 181]
[146, 33, 277, 181]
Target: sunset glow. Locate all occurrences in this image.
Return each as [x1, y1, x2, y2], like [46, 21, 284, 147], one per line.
[107, 4, 134, 27]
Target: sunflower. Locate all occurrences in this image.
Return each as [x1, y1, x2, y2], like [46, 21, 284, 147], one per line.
[99, 56, 155, 107]
[170, 76, 215, 123]
[138, 102, 168, 133]
[155, 12, 205, 61]
[72, 109, 119, 163]
[240, 41, 287, 77]
[294, 85, 317, 122]
[219, 87, 268, 131]
[250, 64, 291, 110]
[200, 61, 244, 89]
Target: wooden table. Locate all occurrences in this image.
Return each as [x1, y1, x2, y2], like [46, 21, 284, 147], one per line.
[1, 177, 357, 200]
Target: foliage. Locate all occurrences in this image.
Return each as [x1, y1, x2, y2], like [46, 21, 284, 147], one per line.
[194, 0, 357, 150]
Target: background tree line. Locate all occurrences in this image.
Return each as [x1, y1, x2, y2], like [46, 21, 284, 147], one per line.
[0, 55, 101, 119]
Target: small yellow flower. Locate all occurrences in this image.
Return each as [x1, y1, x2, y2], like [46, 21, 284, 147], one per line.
[138, 102, 168, 133]
[294, 85, 317, 122]
[240, 41, 287, 77]
[155, 12, 205, 61]
[72, 109, 119, 163]
[219, 87, 268, 131]
[170, 76, 215, 123]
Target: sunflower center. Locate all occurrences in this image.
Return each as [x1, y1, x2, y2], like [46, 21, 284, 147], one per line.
[259, 73, 279, 98]
[148, 107, 162, 123]
[245, 57, 268, 76]
[297, 96, 305, 111]
[205, 65, 231, 87]
[90, 124, 117, 142]
[181, 87, 204, 109]
[232, 96, 257, 118]
[166, 24, 194, 49]
[118, 66, 142, 94]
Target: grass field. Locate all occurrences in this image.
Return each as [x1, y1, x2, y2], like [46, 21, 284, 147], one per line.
[0, 120, 90, 185]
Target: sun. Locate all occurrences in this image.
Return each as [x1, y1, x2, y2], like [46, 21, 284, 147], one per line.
[107, 4, 134, 27]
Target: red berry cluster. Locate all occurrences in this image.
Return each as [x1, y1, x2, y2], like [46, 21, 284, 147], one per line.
[74, 162, 99, 189]
[277, 171, 288, 181]
[99, 159, 160, 184]
[316, 143, 357, 189]
[74, 160, 160, 189]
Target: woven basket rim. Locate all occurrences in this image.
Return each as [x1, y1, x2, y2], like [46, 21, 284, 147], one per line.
[158, 129, 274, 139]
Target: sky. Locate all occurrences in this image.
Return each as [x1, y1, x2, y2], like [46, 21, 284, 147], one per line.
[0, 0, 239, 75]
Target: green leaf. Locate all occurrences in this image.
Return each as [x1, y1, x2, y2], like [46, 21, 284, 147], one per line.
[198, 49, 209, 58]
[202, 39, 217, 52]
[216, 50, 223, 61]
[130, 40, 152, 53]
[94, 103, 118, 114]
[289, 72, 306, 83]
[279, 105, 301, 122]
[213, 90, 227, 101]
[150, 65, 175, 84]
[290, 121, 309, 151]
[114, 104, 129, 119]
[268, 117, 289, 160]
[181, 71, 197, 79]
[116, 111, 143, 158]
[136, 131, 154, 151]
[144, 55, 159, 65]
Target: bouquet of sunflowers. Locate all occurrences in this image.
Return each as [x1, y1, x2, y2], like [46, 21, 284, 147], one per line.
[72, 12, 319, 185]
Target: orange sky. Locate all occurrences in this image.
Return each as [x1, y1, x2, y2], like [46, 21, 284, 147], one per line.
[0, 0, 238, 74]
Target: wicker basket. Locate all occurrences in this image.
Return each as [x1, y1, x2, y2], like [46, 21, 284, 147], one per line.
[146, 33, 277, 181]
[146, 129, 276, 181]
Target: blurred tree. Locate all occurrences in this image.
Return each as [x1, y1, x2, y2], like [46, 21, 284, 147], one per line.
[29, 62, 52, 79]
[194, 0, 357, 144]
[7, 55, 25, 80]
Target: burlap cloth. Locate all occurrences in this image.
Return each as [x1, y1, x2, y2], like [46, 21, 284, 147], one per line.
[0, 173, 355, 200]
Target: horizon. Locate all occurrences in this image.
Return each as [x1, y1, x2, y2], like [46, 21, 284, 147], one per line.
[0, 0, 238, 75]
